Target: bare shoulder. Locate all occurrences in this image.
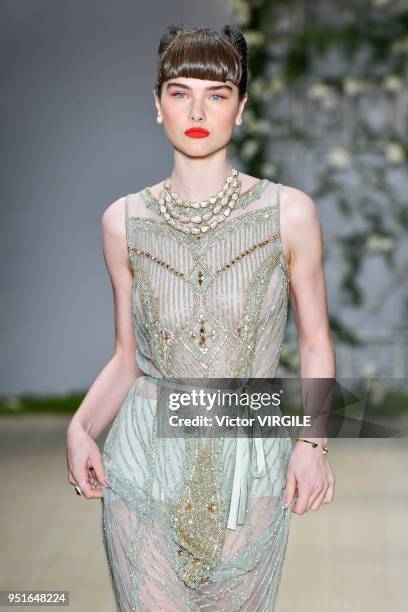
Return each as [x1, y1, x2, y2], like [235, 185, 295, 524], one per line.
[101, 195, 127, 239]
[100, 196, 131, 278]
[279, 185, 322, 264]
[280, 185, 319, 223]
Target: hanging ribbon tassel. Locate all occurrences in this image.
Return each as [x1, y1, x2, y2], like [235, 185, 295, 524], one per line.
[227, 433, 267, 530]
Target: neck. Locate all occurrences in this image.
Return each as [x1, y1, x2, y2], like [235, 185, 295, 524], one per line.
[167, 151, 236, 201]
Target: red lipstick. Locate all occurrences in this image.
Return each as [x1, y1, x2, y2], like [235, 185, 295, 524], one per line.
[185, 127, 210, 138]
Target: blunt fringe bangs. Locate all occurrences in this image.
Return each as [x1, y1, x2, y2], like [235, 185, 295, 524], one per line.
[155, 26, 248, 100]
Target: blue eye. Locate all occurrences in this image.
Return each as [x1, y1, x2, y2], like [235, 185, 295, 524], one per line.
[172, 92, 225, 100]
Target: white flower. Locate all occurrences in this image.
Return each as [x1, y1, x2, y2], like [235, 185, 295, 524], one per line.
[269, 77, 285, 95]
[261, 162, 277, 178]
[385, 142, 406, 164]
[271, 77, 286, 93]
[343, 78, 368, 96]
[366, 234, 395, 253]
[308, 83, 331, 99]
[231, 0, 251, 26]
[241, 139, 260, 161]
[250, 119, 272, 135]
[362, 361, 379, 380]
[383, 74, 403, 92]
[327, 146, 351, 169]
[392, 36, 408, 54]
[365, 378, 386, 406]
[242, 29, 265, 47]
[249, 77, 270, 100]
[308, 82, 336, 109]
[249, 77, 270, 101]
[372, 0, 393, 6]
[4, 395, 22, 412]
[242, 108, 257, 129]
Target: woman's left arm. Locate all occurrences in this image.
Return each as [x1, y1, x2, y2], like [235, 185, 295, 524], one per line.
[280, 185, 336, 514]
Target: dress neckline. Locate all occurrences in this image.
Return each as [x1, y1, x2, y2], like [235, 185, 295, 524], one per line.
[132, 178, 272, 228]
[142, 177, 268, 205]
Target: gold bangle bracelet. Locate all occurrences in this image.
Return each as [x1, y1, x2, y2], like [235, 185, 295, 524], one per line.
[295, 438, 328, 454]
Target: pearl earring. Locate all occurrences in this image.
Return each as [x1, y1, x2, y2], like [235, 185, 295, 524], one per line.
[236, 117, 242, 126]
[156, 115, 162, 124]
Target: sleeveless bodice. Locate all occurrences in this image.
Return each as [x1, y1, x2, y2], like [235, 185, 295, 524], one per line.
[125, 179, 290, 381]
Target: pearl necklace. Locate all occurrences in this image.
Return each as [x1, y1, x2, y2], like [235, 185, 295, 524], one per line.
[157, 168, 242, 236]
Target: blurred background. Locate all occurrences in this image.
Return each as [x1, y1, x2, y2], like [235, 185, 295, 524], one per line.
[0, 1, 407, 611]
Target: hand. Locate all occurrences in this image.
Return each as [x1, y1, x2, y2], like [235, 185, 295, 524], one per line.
[66, 422, 111, 500]
[284, 440, 335, 514]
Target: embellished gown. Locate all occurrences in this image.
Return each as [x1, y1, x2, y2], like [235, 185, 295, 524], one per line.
[101, 178, 293, 611]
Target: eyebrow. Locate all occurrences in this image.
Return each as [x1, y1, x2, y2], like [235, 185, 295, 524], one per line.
[166, 81, 233, 93]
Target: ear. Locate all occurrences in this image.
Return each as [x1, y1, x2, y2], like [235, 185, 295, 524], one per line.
[153, 90, 161, 114]
[236, 94, 248, 124]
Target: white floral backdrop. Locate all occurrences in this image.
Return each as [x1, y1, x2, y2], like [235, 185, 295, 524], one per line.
[229, 0, 408, 378]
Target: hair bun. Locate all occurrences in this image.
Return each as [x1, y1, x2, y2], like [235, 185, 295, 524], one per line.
[220, 24, 248, 64]
[158, 23, 186, 55]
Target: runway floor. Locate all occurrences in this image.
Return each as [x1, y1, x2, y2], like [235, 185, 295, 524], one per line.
[0, 415, 406, 612]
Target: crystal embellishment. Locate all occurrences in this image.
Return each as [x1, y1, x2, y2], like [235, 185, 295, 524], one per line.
[180, 305, 227, 368]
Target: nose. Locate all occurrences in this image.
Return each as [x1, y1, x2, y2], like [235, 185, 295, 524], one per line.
[189, 99, 205, 122]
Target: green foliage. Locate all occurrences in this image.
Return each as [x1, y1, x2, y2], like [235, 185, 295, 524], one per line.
[0, 392, 85, 415]
[229, 0, 408, 359]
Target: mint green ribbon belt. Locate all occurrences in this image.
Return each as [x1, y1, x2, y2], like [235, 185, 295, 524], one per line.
[226, 425, 266, 530]
[143, 374, 266, 531]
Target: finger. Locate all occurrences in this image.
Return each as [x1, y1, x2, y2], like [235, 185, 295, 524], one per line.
[79, 489, 104, 499]
[322, 479, 335, 504]
[309, 486, 328, 511]
[73, 468, 94, 500]
[284, 472, 297, 508]
[306, 481, 326, 509]
[83, 487, 104, 499]
[291, 488, 309, 514]
[88, 455, 111, 488]
[88, 467, 102, 489]
[78, 479, 104, 500]
[67, 469, 77, 485]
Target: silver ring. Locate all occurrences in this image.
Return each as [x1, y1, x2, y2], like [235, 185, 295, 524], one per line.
[74, 480, 89, 496]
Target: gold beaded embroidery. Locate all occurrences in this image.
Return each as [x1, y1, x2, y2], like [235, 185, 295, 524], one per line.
[215, 233, 279, 275]
[127, 209, 283, 374]
[131, 264, 175, 378]
[180, 305, 228, 368]
[231, 250, 282, 378]
[128, 246, 184, 277]
[169, 435, 226, 588]
[128, 233, 279, 279]
[128, 204, 277, 251]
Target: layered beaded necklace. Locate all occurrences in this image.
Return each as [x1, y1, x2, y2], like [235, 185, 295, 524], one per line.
[157, 168, 242, 236]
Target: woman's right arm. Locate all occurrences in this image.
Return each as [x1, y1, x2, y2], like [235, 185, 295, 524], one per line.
[66, 195, 142, 498]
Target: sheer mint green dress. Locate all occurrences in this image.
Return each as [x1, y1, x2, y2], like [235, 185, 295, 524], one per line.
[101, 178, 293, 611]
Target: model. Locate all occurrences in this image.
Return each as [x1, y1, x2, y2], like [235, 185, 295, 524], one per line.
[66, 24, 336, 611]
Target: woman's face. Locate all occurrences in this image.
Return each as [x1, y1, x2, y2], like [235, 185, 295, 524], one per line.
[154, 76, 247, 157]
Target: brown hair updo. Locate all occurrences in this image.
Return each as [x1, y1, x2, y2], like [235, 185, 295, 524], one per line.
[154, 24, 248, 101]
